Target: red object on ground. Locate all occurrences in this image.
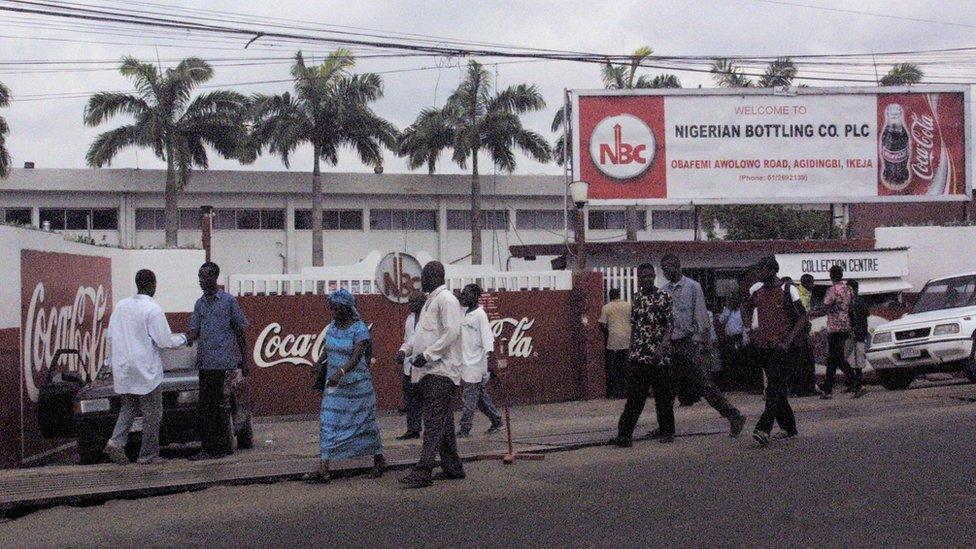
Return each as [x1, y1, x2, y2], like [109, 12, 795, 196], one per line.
[477, 360, 545, 465]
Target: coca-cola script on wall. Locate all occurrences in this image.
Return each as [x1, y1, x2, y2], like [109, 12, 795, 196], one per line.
[20, 250, 111, 461]
[239, 290, 581, 416]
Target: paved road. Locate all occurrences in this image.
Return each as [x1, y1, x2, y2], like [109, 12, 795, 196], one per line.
[2, 383, 975, 548]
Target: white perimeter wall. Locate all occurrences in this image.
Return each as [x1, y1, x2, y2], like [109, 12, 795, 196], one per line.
[875, 225, 976, 290]
[0, 225, 204, 329]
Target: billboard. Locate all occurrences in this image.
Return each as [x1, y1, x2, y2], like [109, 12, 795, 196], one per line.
[571, 86, 971, 204]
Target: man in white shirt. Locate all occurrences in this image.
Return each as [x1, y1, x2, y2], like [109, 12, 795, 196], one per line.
[104, 270, 187, 465]
[457, 284, 503, 438]
[395, 291, 426, 440]
[395, 261, 464, 488]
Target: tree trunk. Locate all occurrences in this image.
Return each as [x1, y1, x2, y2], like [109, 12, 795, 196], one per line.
[311, 147, 324, 267]
[470, 149, 482, 265]
[164, 141, 179, 247]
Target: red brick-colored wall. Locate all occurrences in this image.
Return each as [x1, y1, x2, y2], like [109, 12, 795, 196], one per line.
[848, 202, 969, 239]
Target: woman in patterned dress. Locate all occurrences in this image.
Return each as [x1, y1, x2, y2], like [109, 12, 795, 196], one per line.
[303, 289, 385, 483]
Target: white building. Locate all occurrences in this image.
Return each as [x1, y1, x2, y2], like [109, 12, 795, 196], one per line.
[0, 168, 698, 276]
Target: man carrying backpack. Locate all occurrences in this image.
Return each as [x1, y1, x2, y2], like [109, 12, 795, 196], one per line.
[743, 257, 807, 445]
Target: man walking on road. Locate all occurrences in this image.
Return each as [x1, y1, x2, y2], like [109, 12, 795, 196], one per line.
[610, 263, 675, 446]
[396, 261, 465, 488]
[187, 262, 250, 461]
[817, 265, 864, 399]
[744, 257, 806, 445]
[394, 291, 426, 440]
[104, 269, 187, 465]
[660, 254, 745, 439]
[599, 288, 631, 399]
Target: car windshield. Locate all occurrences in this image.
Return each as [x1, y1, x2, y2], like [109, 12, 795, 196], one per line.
[913, 275, 976, 314]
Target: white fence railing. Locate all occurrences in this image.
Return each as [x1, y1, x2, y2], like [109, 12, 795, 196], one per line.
[226, 270, 574, 296]
[599, 267, 638, 302]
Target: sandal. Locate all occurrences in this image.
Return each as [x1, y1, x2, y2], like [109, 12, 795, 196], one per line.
[301, 472, 331, 484]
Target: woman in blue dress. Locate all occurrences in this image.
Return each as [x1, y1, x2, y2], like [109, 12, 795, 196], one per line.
[303, 289, 385, 483]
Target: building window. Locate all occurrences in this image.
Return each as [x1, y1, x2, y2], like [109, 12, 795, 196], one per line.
[294, 209, 363, 230]
[206, 208, 286, 230]
[136, 208, 203, 231]
[516, 209, 564, 231]
[370, 209, 438, 231]
[651, 209, 694, 230]
[39, 208, 119, 230]
[2, 208, 31, 225]
[446, 210, 510, 231]
[588, 209, 646, 230]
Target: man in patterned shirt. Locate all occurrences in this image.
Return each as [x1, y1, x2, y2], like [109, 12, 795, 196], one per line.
[609, 263, 676, 446]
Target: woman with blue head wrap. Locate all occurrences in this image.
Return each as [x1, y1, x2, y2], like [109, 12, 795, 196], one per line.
[303, 288, 385, 483]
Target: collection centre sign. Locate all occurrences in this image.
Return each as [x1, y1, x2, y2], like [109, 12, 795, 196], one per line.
[775, 249, 909, 281]
[572, 86, 971, 205]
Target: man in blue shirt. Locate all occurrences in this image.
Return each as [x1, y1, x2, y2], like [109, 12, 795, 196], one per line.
[187, 262, 249, 461]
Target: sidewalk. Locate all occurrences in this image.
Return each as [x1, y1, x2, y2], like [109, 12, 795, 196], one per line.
[2, 378, 973, 514]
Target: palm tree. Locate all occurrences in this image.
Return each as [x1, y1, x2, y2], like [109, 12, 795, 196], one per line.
[710, 58, 755, 88]
[250, 50, 398, 266]
[400, 60, 551, 265]
[85, 56, 249, 246]
[880, 63, 923, 86]
[0, 82, 9, 178]
[552, 46, 680, 166]
[758, 57, 798, 88]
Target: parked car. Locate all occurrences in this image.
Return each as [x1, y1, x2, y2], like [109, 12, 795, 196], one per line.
[866, 272, 976, 390]
[37, 347, 254, 464]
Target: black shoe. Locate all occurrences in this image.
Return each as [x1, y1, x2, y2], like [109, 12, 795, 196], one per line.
[658, 435, 675, 444]
[395, 431, 421, 440]
[729, 415, 746, 438]
[432, 470, 466, 481]
[772, 430, 797, 440]
[486, 422, 503, 435]
[851, 387, 868, 399]
[370, 456, 386, 478]
[608, 436, 632, 448]
[398, 470, 433, 488]
[753, 429, 771, 446]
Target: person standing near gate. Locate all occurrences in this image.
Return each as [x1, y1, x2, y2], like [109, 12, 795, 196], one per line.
[396, 261, 465, 488]
[104, 269, 187, 465]
[457, 283, 504, 438]
[599, 288, 631, 399]
[609, 263, 675, 446]
[744, 256, 805, 445]
[394, 291, 426, 440]
[660, 254, 746, 439]
[187, 262, 249, 461]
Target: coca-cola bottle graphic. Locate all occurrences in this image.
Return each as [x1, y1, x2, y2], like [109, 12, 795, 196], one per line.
[880, 103, 912, 191]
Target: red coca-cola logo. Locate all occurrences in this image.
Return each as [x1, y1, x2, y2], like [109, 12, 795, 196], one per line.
[909, 111, 938, 182]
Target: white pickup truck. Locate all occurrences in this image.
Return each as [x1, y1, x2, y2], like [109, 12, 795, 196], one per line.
[867, 272, 976, 390]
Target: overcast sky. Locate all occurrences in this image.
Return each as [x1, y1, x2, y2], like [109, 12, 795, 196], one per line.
[1, 0, 975, 175]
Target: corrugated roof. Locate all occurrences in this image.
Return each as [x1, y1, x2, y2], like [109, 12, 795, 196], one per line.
[0, 168, 566, 197]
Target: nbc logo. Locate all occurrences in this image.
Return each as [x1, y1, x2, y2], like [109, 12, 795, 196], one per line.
[588, 114, 656, 180]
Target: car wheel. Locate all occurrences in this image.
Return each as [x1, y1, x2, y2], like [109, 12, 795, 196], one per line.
[877, 370, 915, 390]
[77, 435, 105, 465]
[236, 416, 254, 450]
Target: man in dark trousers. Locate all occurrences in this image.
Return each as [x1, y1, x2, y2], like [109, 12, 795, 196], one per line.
[394, 291, 426, 440]
[609, 263, 676, 446]
[396, 261, 464, 488]
[660, 254, 745, 438]
[744, 257, 807, 445]
[599, 288, 631, 399]
[187, 262, 249, 461]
